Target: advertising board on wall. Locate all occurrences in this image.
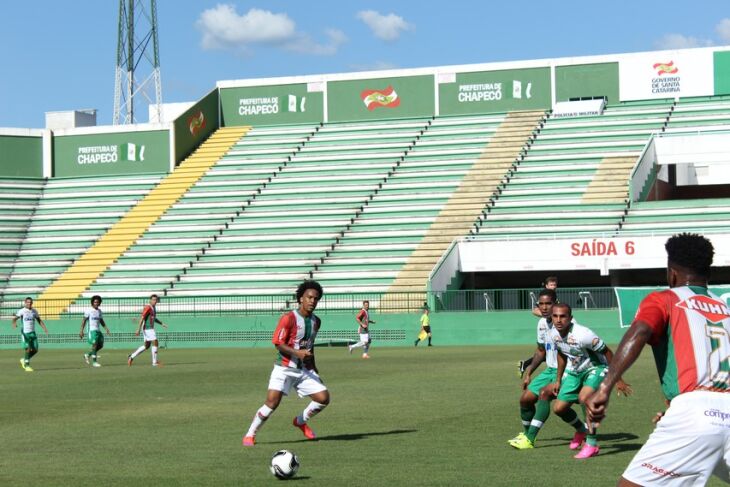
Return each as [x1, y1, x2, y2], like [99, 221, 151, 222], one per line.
[53, 129, 170, 177]
[220, 83, 324, 126]
[439, 67, 551, 115]
[327, 74, 435, 122]
[619, 49, 714, 101]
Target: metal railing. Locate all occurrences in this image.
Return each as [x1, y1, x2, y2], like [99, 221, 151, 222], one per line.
[0, 287, 617, 317]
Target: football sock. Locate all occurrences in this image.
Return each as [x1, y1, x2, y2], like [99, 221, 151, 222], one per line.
[556, 407, 587, 433]
[91, 354, 97, 363]
[586, 432, 598, 446]
[427, 336, 432, 345]
[151, 346, 158, 364]
[352, 340, 365, 349]
[363, 342, 369, 354]
[414, 339, 419, 346]
[29, 349, 37, 358]
[520, 406, 535, 434]
[130, 346, 146, 359]
[526, 400, 551, 442]
[298, 401, 327, 424]
[24, 351, 30, 362]
[246, 405, 273, 437]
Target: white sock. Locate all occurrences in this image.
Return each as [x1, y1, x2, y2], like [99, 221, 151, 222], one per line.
[152, 346, 158, 364]
[246, 405, 273, 437]
[352, 340, 365, 349]
[298, 401, 327, 424]
[363, 343, 369, 354]
[130, 346, 146, 359]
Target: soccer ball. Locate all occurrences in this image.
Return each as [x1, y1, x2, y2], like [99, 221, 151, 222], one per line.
[270, 450, 299, 479]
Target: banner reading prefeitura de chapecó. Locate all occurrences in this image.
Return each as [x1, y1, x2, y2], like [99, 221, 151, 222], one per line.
[220, 83, 324, 127]
[53, 129, 170, 177]
[439, 67, 551, 116]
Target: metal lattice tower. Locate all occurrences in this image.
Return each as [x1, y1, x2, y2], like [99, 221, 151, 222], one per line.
[113, 0, 162, 125]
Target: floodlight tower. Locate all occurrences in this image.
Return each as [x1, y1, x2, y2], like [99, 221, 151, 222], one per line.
[113, 0, 162, 125]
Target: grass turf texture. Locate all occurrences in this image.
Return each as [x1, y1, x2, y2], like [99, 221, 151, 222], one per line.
[1, 346, 725, 486]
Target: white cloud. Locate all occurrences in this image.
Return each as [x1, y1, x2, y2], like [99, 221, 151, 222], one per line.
[716, 18, 730, 43]
[196, 4, 345, 55]
[348, 61, 399, 72]
[654, 33, 713, 50]
[357, 10, 413, 41]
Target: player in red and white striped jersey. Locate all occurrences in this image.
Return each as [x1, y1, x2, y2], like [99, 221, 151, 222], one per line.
[586, 233, 730, 485]
[243, 280, 330, 447]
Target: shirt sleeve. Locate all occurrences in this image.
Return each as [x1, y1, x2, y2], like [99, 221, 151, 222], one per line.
[536, 322, 545, 346]
[356, 310, 366, 323]
[633, 291, 670, 346]
[141, 305, 151, 319]
[15, 309, 22, 318]
[272, 313, 294, 346]
[583, 328, 606, 353]
[84, 310, 90, 319]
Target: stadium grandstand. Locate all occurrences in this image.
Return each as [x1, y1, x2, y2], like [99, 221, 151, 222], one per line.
[1, 45, 729, 348]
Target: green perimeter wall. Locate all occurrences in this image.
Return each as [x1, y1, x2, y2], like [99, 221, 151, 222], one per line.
[328, 75, 435, 122]
[220, 83, 324, 127]
[53, 130, 170, 177]
[0, 309, 624, 350]
[714, 51, 730, 95]
[439, 67, 551, 115]
[555, 62, 619, 104]
[0, 135, 43, 177]
[173, 89, 220, 164]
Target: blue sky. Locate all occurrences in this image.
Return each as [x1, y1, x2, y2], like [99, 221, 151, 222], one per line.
[1, 0, 729, 128]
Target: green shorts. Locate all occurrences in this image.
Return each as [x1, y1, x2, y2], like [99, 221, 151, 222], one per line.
[527, 367, 558, 396]
[557, 366, 607, 403]
[88, 330, 104, 348]
[21, 331, 38, 350]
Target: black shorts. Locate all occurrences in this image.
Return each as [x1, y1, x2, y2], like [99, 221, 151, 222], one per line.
[423, 326, 431, 333]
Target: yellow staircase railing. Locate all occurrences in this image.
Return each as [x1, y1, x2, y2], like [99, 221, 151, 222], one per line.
[35, 126, 251, 318]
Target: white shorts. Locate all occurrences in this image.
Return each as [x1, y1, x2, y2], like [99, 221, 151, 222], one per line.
[359, 333, 370, 343]
[267, 365, 327, 398]
[142, 328, 157, 342]
[623, 390, 730, 486]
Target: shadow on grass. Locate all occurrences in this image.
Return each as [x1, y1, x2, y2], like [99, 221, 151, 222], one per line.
[274, 428, 418, 444]
[535, 432, 639, 450]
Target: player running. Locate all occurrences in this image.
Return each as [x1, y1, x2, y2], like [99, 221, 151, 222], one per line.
[349, 300, 375, 358]
[586, 233, 730, 484]
[243, 280, 330, 447]
[128, 294, 167, 367]
[12, 297, 48, 372]
[414, 306, 432, 347]
[509, 288, 560, 449]
[550, 303, 632, 459]
[79, 295, 110, 367]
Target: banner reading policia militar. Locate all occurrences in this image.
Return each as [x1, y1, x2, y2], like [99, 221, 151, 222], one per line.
[53, 129, 170, 177]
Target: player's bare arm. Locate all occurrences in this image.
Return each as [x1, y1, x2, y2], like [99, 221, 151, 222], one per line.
[522, 347, 546, 389]
[79, 316, 88, 339]
[37, 316, 48, 334]
[11, 316, 18, 329]
[585, 321, 653, 424]
[552, 351, 566, 396]
[101, 318, 110, 334]
[155, 317, 167, 329]
[602, 346, 633, 396]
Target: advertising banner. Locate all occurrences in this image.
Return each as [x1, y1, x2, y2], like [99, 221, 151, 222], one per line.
[458, 235, 730, 274]
[220, 83, 323, 126]
[173, 89, 219, 164]
[615, 286, 730, 327]
[53, 130, 170, 177]
[439, 67, 551, 116]
[619, 50, 714, 101]
[555, 63, 619, 105]
[714, 50, 730, 95]
[0, 134, 43, 177]
[327, 74, 435, 122]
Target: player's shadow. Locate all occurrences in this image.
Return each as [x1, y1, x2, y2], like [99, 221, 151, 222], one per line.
[284, 428, 417, 443]
[537, 432, 639, 452]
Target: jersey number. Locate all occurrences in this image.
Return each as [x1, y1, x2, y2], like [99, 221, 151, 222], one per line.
[706, 322, 730, 389]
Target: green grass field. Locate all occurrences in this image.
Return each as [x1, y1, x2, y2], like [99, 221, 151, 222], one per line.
[1, 345, 725, 486]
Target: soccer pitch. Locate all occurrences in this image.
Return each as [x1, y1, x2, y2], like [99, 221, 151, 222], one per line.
[1, 346, 725, 486]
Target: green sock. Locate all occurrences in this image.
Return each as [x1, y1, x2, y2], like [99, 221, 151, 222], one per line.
[91, 354, 97, 363]
[520, 406, 535, 434]
[24, 351, 30, 362]
[586, 432, 598, 446]
[526, 400, 551, 442]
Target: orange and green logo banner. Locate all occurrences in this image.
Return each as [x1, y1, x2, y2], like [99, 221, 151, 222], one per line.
[653, 61, 679, 75]
[328, 75, 434, 122]
[173, 88, 219, 164]
[360, 85, 400, 110]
